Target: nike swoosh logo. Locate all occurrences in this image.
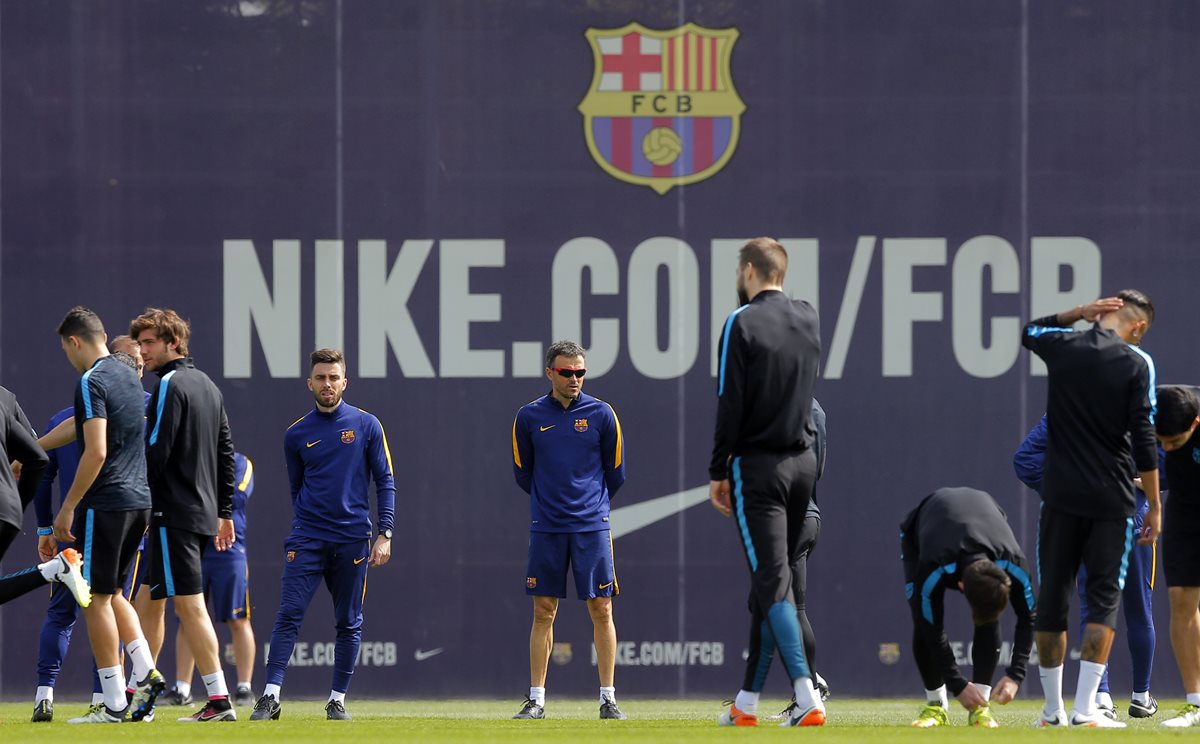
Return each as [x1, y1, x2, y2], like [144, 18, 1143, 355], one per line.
[149, 584, 160, 592]
[539, 425, 555, 432]
[103, 673, 117, 679]
[414, 647, 444, 661]
[353, 557, 367, 565]
[598, 582, 613, 590]
[608, 486, 710, 540]
[307, 440, 321, 448]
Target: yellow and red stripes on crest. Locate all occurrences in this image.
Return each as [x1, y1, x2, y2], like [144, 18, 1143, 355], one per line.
[664, 32, 726, 92]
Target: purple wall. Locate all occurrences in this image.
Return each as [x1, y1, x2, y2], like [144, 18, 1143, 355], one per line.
[2, 1, 1198, 699]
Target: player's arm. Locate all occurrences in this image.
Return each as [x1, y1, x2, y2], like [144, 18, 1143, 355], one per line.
[283, 432, 304, 500]
[33, 445, 58, 530]
[1012, 415, 1048, 493]
[233, 454, 253, 511]
[1129, 359, 1161, 543]
[7, 401, 48, 511]
[600, 402, 625, 498]
[710, 314, 747, 482]
[810, 399, 827, 481]
[212, 404, 236, 551]
[366, 416, 396, 567]
[709, 314, 747, 517]
[512, 409, 534, 494]
[54, 417, 106, 543]
[146, 382, 183, 487]
[994, 560, 1036, 703]
[1021, 298, 1124, 355]
[36, 416, 76, 451]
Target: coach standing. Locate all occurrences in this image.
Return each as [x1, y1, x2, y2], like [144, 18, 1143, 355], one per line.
[710, 237, 825, 728]
[1021, 291, 1160, 728]
[511, 340, 626, 721]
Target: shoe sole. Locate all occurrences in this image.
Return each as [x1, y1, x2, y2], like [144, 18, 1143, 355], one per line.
[128, 676, 166, 722]
[179, 712, 238, 722]
[793, 709, 826, 727]
[59, 567, 92, 608]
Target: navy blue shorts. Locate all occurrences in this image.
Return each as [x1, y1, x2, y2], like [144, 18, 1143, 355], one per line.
[526, 530, 617, 600]
[203, 551, 250, 621]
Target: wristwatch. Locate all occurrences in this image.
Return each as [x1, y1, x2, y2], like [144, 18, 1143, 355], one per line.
[379, 528, 393, 540]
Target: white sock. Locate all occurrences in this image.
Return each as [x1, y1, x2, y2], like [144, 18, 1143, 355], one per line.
[600, 686, 616, 704]
[125, 639, 155, 683]
[35, 685, 53, 704]
[1188, 692, 1200, 707]
[175, 681, 191, 698]
[793, 677, 823, 710]
[328, 690, 346, 704]
[734, 689, 760, 713]
[237, 681, 252, 691]
[974, 683, 992, 701]
[926, 685, 949, 709]
[1039, 664, 1064, 715]
[38, 558, 60, 582]
[264, 683, 281, 701]
[202, 671, 229, 699]
[1097, 691, 1114, 708]
[98, 665, 126, 712]
[1074, 660, 1106, 716]
[1132, 690, 1150, 705]
[529, 686, 545, 706]
[91, 692, 104, 705]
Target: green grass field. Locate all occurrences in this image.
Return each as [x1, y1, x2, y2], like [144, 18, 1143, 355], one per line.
[3, 698, 1195, 742]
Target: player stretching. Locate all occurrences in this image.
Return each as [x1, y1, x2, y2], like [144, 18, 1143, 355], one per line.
[252, 348, 395, 721]
[902, 487, 1035, 728]
[1021, 292, 1160, 728]
[1153, 386, 1200, 727]
[511, 340, 627, 721]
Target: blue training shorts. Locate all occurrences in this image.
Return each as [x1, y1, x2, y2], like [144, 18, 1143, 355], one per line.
[203, 551, 250, 621]
[526, 530, 618, 600]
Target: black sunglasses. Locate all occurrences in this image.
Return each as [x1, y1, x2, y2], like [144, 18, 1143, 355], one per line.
[554, 367, 587, 379]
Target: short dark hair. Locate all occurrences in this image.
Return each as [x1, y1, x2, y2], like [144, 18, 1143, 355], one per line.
[739, 237, 788, 283]
[129, 308, 191, 356]
[545, 340, 586, 369]
[1156, 385, 1200, 436]
[310, 347, 346, 373]
[962, 559, 1011, 626]
[1117, 288, 1154, 325]
[57, 306, 105, 342]
[109, 351, 139, 372]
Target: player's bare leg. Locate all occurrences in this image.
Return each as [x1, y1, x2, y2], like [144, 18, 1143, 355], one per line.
[83, 595, 122, 668]
[1162, 587, 1200, 727]
[529, 596, 557, 687]
[229, 617, 256, 692]
[136, 593, 166, 659]
[175, 623, 195, 692]
[588, 597, 624, 719]
[587, 597, 616, 687]
[176, 594, 223, 677]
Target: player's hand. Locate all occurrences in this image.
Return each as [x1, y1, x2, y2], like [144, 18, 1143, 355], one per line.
[214, 518, 235, 552]
[52, 508, 75, 544]
[992, 676, 1019, 704]
[709, 480, 732, 517]
[37, 534, 58, 562]
[1079, 297, 1123, 322]
[956, 683, 988, 711]
[10, 460, 21, 480]
[1139, 505, 1161, 545]
[369, 535, 391, 567]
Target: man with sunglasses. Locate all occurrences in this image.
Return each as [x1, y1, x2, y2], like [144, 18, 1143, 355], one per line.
[511, 340, 626, 721]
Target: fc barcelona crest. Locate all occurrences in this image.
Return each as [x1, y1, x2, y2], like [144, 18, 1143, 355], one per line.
[574, 418, 589, 433]
[286, 551, 296, 563]
[579, 22, 746, 194]
[878, 642, 901, 665]
[341, 429, 356, 444]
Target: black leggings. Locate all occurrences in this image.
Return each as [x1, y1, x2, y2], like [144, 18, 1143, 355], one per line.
[0, 523, 51, 605]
